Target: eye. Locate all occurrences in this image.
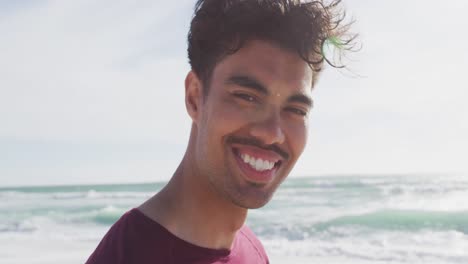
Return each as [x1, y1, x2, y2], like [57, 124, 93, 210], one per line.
[233, 92, 257, 103]
[285, 107, 308, 116]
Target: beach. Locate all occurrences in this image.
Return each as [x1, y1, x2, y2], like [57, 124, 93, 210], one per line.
[1, 175, 467, 263]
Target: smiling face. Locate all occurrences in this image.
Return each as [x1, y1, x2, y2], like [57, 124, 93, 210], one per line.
[186, 40, 313, 209]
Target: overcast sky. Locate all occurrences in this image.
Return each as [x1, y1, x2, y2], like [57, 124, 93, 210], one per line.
[1, 0, 467, 187]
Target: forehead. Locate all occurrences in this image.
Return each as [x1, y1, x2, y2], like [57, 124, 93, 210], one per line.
[211, 40, 313, 94]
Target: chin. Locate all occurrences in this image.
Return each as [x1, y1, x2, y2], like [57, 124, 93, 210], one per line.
[228, 184, 277, 209]
[232, 198, 270, 210]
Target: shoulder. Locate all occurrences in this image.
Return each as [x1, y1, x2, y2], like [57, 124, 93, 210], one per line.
[85, 208, 173, 264]
[236, 225, 269, 263]
[85, 210, 135, 264]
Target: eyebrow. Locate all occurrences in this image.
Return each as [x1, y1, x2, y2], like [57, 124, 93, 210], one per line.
[226, 74, 313, 108]
[225, 75, 268, 95]
[288, 94, 313, 108]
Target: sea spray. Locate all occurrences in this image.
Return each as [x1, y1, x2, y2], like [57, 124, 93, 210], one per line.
[1, 175, 468, 264]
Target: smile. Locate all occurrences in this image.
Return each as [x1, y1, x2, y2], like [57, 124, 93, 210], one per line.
[231, 145, 284, 184]
[240, 153, 276, 171]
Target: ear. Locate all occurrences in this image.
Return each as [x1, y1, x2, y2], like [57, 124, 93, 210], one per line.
[185, 71, 203, 123]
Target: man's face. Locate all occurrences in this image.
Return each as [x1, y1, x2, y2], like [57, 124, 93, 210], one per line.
[192, 40, 313, 209]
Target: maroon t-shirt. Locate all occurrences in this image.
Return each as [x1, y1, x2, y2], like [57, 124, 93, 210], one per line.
[85, 208, 269, 264]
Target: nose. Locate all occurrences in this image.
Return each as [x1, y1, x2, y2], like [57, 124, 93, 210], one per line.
[248, 111, 285, 146]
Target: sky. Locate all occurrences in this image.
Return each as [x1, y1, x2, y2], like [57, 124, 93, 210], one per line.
[1, 0, 467, 187]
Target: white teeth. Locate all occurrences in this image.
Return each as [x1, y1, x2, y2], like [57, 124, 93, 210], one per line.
[240, 153, 275, 171]
[255, 159, 262, 170]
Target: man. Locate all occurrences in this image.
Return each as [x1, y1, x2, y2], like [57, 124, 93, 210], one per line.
[86, 0, 354, 263]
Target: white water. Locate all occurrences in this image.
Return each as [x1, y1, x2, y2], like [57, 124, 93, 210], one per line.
[1, 175, 468, 263]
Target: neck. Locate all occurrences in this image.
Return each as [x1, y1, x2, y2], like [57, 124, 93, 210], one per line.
[139, 151, 248, 250]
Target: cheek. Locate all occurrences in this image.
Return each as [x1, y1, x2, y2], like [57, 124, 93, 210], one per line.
[212, 98, 256, 131]
[199, 99, 249, 150]
[286, 121, 308, 156]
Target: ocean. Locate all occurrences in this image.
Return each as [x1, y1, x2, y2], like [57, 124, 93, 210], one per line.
[1, 175, 467, 264]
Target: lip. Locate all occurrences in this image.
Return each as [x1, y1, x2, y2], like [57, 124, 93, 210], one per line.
[231, 144, 284, 162]
[231, 145, 283, 184]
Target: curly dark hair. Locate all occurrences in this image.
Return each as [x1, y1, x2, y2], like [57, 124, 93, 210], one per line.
[188, 0, 357, 91]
